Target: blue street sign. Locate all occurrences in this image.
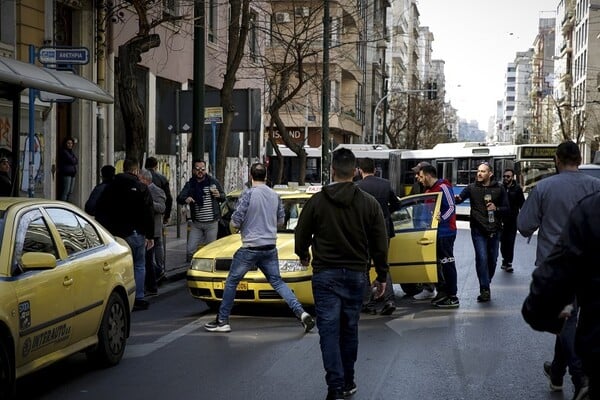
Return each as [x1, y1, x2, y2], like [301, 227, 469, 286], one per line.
[38, 47, 90, 65]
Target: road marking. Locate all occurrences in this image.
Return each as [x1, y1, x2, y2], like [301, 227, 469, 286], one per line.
[124, 316, 207, 358]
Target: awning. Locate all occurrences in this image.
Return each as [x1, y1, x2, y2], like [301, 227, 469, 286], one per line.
[0, 55, 113, 103]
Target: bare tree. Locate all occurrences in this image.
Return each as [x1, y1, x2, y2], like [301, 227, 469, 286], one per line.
[105, 0, 188, 164]
[386, 94, 447, 149]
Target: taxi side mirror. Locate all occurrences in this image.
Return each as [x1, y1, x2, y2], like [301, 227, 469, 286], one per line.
[21, 252, 57, 270]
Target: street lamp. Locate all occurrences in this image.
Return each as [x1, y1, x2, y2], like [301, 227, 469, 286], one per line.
[372, 93, 391, 145]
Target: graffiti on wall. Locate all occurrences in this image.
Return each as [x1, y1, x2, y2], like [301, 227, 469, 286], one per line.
[21, 133, 44, 194]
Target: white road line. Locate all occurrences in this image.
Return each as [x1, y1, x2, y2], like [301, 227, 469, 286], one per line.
[124, 316, 207, 358]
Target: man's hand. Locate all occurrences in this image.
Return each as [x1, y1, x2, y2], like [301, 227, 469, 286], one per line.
[371, 280, 386, 299]
[299, 257, 310, 266]
[185, 197, 194, 204]
[145, 238, 154, 250]
[229, 221, 240, 234]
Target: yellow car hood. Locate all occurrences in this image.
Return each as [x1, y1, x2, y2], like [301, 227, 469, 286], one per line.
[193, 233, 298, 260]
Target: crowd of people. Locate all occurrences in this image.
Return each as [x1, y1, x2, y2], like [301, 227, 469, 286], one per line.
[2, 141, 597, 399]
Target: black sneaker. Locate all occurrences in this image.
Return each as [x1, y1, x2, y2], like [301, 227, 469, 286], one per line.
[573, 376, 589, 400]
[505, 263, 514, 273]
[204, 317, 231, 332]
[380, 302, 396, 315]
[326, 389, 344, 400]
[133, 299, 149, 311]
[477, 289, 491, 302]
[300, 312, 315, 333]
[431, 291, 448, 305]
[342, 382, 357, 397]
[543, 361, 563, 391]
[435, 296, 459, 309]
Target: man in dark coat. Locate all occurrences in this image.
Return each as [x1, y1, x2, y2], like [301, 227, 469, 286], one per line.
[499, 168, 525, 273]
[0, 157, 12, 196]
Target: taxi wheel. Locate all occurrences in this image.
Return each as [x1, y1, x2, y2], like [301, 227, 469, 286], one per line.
[0, 341, 15, 399]
[88, 292, 128, 367]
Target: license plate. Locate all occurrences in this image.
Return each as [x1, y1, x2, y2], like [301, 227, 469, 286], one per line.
[213, 281, 248, 291]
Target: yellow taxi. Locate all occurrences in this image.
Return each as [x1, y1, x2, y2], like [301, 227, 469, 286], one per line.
[186, 188, 442, 306]
[0, 198, 136, 398]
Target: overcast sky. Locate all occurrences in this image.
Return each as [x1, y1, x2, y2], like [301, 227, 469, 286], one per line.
[416, 0, 558, 131]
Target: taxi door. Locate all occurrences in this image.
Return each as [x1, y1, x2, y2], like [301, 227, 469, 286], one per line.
[11, 209, 75, 370]
[387, 192, 442, 284]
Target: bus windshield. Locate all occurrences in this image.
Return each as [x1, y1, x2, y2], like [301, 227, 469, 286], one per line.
[516, 160, 556, 193]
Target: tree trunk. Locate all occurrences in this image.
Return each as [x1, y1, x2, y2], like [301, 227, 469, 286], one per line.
[271, 109, 307, 185]
[117, 34, 160, 164]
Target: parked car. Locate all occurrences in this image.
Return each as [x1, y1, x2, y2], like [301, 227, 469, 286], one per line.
[187, 189, 442, 307]
[0, 198, 136, 398]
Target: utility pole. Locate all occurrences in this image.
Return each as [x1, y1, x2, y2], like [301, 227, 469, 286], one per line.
[193, 0, 205, 160]
[321, 0, 330, 184]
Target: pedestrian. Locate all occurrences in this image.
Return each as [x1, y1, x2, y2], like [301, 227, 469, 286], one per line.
[85, 165, 115, 216]
[455, 162, 508, 302]
[409, 161, 430, 195]
[0, 157, 12, 196]
[145, 156, 173, 281]
[418, 164, 459, 308]
[138, 169, 166, 297]
[499, 168, 524, 273]
[95, 158, 155, 311]
[204, 162, 315, 333]
[522, 191, 600, 400]
[177, 160, 225, 262]
[356, 157, 400, 316]
[58, 137, 78, 202]
[518, 141, 600, 399]
[295, 148, 389, 400]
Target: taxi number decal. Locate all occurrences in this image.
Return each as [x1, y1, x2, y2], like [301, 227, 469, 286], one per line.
[19, 301, 31, 330]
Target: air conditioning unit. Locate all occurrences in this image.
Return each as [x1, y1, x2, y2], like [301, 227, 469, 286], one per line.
[295, 7, 310, 17]
[275, 12, 291, 23]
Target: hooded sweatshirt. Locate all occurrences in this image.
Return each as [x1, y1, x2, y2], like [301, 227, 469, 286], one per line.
[295, 181, 389, 282]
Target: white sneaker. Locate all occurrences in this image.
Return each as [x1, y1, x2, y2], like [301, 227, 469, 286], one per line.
[413, 289, 436, 300]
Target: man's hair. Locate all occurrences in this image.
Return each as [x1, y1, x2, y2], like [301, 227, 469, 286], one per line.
[332, 148, 356, 179]
[420, 164, 437, 178]
[358, 157, 375, 174]
[556, 141, 582, 166]
[479, 162, 493, 173]
[250, 163, 267, 181]
[145, 156, 158, 169]
[123, 158, 139, 173]
[139, 169, 153, 182]
[101, 165, 116, 180]
[503, 168, 515, 175]
[193, 159, 206, 167]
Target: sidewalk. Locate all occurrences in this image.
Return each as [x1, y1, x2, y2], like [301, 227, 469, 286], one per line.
[162, 222, 190, 280]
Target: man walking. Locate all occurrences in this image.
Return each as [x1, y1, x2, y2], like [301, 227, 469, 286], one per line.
[455, 162, 508, 302]
[177, 160, 225, 261]
[204, 163, 314, 333]
[518, 141, 600, 399]
[356, 157, 400, 315]
[419, 164, 459, 308]
[145, 156, 173, 281]
[295, 148, 389, 400]
[138, 169, 166, 297]
[95, 158, 154, 311]
[499, 168, 524, 273]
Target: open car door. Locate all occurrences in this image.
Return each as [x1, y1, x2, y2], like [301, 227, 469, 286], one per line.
[387, 192, 442, 284]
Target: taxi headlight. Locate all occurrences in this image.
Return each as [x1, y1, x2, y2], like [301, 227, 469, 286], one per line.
[190, 258, 213, 272]
[279, 259, 308, 272]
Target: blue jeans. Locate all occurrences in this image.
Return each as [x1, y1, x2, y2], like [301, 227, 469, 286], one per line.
[470, 227, 499, 290]
[60, 175, 75, 202]
[125, 232, 146, 300]
[550, 300, 584, 387]
[187, 220, 218, 260]
[218, 247, 304, 322]
[312, 268, 366, 392]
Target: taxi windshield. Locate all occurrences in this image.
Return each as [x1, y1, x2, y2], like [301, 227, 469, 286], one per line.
[279, 198, 308, 233]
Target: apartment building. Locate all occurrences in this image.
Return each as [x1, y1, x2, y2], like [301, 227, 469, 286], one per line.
[512, 49, 534, 143]
[530, 17, 556, 143]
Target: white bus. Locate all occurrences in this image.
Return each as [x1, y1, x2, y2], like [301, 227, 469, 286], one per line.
[389, 142, 557, 217]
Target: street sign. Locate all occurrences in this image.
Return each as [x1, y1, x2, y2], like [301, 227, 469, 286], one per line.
[38, 47, 90, 65]
[204, 106, 223, 124]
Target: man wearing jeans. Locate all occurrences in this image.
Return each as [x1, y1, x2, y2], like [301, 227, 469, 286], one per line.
[455, 162, 508, 302]
[204, 163, 314, 333]
[295, 148, 389, 400]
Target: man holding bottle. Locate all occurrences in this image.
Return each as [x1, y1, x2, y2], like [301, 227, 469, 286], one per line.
[455, 162, 508, 302]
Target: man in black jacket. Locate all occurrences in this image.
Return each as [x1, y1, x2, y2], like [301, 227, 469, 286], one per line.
[455, 162, 508, 302]
[295, 148, 389, 400]
[522, 192, 600, 399]
[356, 157, 400, 315]
[0, 157, 12, 196]
[95, 158, 155, 311]
[499, 168, 525, 273]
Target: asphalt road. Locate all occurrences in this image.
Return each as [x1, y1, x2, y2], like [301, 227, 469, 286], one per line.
[18, 225, 576, 400]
